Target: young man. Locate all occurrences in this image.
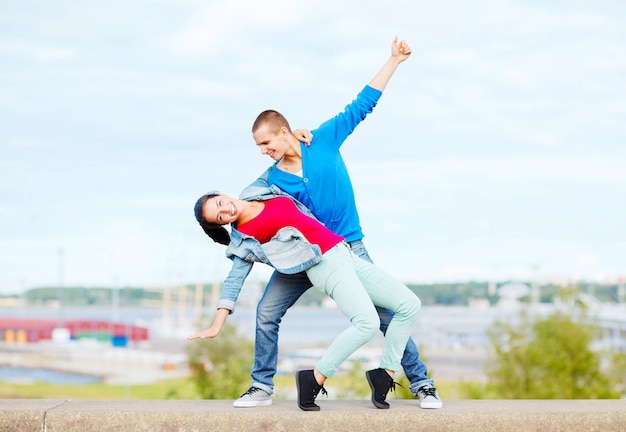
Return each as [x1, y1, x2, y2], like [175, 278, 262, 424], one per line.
[236, 36, 442, 409]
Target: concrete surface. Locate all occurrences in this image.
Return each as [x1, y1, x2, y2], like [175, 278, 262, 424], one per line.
[1, 399, 625, 432]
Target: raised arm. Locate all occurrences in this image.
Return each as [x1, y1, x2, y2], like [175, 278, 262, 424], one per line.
[369, 36, 412, 92]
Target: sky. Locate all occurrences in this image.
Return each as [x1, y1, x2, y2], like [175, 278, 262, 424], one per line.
[1, 0, 625, 295]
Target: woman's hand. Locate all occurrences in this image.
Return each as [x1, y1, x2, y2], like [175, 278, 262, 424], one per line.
[187, 308, 230, 340]
[293, 129, 313, 146]
[187, 326, 221, 340]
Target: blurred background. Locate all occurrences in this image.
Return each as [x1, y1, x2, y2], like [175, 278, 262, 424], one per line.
[1, 0, 625, 400]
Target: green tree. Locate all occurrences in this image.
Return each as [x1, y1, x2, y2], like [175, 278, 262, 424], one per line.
[186, 317, 254, 399]
[485, 289, 622, 399]
[608, 350, 626, 396]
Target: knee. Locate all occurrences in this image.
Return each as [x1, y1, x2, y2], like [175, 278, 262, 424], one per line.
[395, 295, 421, 322]
[256, 303, 284, 328]
[354, 312, 380, 340]
[405, 296, 421, 320]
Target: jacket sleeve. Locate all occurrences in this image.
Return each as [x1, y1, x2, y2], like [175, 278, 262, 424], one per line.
[313, 85, 382, 152]
[216, 255, 254, 314]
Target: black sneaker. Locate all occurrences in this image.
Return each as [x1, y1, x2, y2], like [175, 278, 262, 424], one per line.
[365, 368, 397, 409]
[296, 369, 327, 411]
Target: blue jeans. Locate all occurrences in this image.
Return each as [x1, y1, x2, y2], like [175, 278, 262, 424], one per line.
[250, 239, 435, 395]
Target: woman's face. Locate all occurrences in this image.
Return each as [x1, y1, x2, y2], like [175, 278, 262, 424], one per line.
[202, 194, 241, 225]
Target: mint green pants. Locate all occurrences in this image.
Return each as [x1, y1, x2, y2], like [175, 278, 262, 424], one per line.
[305, 242, 421, 378]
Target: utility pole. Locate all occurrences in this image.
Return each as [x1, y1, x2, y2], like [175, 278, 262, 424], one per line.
[194, 282, 204, 323]
[57, 247, 65, 327]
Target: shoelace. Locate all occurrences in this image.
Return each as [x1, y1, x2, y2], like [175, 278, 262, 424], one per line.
[420, 387, 437, 398]
[389, 381, 401, 394]
[380, 381, 401, 399]
[319, 386, 328, 398]
[240, 387, 264, 397]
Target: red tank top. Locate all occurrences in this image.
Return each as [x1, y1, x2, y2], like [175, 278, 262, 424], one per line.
[237, 197, 343, 254]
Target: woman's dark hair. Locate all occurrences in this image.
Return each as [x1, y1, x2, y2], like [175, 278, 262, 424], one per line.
[193, 193, 231, 246]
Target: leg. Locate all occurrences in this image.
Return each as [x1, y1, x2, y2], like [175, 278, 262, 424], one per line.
[376, 306, 434, 391]
[344, 244, 420, 409]
[305, 244, 380, 379]
[250, 271, 311, 394]
[348, 240, 435, 392]
[349, 251, 421, 373]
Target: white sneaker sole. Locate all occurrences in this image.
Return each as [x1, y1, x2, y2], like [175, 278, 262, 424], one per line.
[420, 400, 443, 409]
[233, 399, 272, 408]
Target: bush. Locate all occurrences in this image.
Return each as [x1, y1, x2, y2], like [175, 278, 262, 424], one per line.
[485, 290, 624, 399]
[186, 316, 255, 399]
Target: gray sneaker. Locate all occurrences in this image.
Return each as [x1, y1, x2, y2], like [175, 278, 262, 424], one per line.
[416, 385, 442, 409]
[233, 386, 272, 408]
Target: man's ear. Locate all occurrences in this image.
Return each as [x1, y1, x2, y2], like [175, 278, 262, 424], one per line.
[279, 126, 290, 138]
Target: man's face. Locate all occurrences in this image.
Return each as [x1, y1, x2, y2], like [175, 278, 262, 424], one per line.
[253, 124, 289, 161]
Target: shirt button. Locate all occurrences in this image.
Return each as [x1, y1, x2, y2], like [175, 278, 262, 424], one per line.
[303, 178, 309, 183]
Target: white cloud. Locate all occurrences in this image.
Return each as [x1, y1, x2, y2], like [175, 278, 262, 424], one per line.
[1, 0, 625, 293]
[0, 39, 77, 62]
[6, 136, 53, 149]
[170, 0, 312, 55]
[352, 156, 626, 187]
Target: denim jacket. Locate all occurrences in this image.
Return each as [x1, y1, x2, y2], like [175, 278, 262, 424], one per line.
[217, 184, 324, 313]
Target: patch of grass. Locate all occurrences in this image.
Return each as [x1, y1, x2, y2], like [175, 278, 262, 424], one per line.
[0, 377, 199, 400]
[1, 374, 483, 401]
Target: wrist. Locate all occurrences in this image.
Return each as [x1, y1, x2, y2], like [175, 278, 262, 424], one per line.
[389, 56, 402, 67]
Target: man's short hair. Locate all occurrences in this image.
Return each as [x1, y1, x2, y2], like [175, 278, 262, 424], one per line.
[252, 110, 291, 134]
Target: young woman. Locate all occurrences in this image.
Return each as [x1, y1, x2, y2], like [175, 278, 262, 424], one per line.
[187, 186, 421, 410]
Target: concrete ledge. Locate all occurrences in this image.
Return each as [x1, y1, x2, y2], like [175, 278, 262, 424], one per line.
[1, 399, 625, 431]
